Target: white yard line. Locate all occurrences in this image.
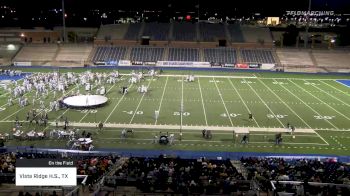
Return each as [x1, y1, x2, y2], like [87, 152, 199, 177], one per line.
[154, 76, 169, 125]
[290, 79, 350, 121]
[121, 73, 257, 79]
[275, 79, 339, 130]
[227, 78, 260, 127]
[321, 80, 350, 97]
[307, 80, 350, 107]
[180, 76, 184, 128]
[120, 73, 347, 81]
[258, 79, 312, 128]
[129, 77, 154, 124]
[98, 137, 326, 145]
[104, 81, 134, 124]
[198, 78, 208, 126]
[243, 78, 285, 127]
[258, 79, 329, 145]
[213, 77, 234, 127]
[248, 141, 328, 146]
[78, 79, 120, 123]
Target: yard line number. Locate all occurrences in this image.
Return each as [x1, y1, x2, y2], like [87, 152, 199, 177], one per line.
[241, 80, 255, 84]
[123, 110, 143, 115]
[173, 112, 190, 116]
[80, 109, 98, 114]
[220, 113, 241, 118]
[304, 82, 320, 86]
[314, 115, 335, 120]
[267, 114, 288, 119]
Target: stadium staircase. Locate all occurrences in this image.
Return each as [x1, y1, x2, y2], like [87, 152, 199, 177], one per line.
[236, 48, 243, 63]
[91, 157, 140, 196]
[168, 22, 174, 41]
[138, 23, 145, 40]
[224, 23, 231, 44]
[87, 46, 97, 63]
[10, 44, 23, 63]
[199, 48, 205, 62]
[124, 46, 132, 60]
[271, 49, 282, 68]
[309, 50, 319, 68]
[230, 160, 248, 179]
[195, 23, 200, 42]
[52, 44, 62, 62]
[163, 47, 169, 61]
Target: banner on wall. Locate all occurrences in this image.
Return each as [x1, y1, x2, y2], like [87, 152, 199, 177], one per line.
[13, 62, 31, 66]
[249, 64, 261, 69]
[235, 63, 249, 69]
[261, 63, 275, 70]
[118, 60, 131, 66]
[156, 61, 211, 67]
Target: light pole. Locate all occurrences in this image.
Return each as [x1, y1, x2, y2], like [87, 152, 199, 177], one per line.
[62, 0, 67, 43]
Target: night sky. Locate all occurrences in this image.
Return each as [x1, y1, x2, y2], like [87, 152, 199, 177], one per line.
[1, 0, 349, 27]
[2, 0, 349, 10]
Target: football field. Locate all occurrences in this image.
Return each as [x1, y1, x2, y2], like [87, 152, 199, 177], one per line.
[0, 69, 350, 156]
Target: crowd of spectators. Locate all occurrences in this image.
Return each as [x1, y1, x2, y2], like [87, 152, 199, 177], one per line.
[241, 157, 350, 194]
[106, 156, 247, 194]
[2, 152, 350, 195]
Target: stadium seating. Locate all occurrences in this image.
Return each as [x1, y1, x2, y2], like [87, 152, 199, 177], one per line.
[124, 23, 143, 40]
[13, 45, 58, 62]
[276, 49, 315, 66]
[241, 157, 350, 194]
[199, 23, 226, 42]
[55, 45, 92, 62]
[142, 22, 170, 41]
[96, 24, 129, 40]
[241, 26, 273, 43]
[240, 49, 276, 64]
[312, 50, 350, 69]
[203, 48, 237, 64]
[106, 156, 246, 194]
[168, 48, 200, 61]
[172, 22, 197, 41]
[92, 46, 127, 62]
[0, 44, 20, 60]
[130, 46, 165, 62]
[227, 24, 245, 42]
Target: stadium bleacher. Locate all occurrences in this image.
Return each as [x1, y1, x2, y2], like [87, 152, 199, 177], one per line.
[142, 22, 170, 41]
[124, 23, 143, 40]
[199, 23, 226, 42]
[172, 22, 197, 41]
[227, 24, 245, 43]
[240, 49, 276, 64]
[13, 45, 58, 63]
[96, 24, 129, 40]
[130, 46, 165, 62]
[203, 48, 237, 64]
[313, 50, 350, 69]
[168, 48, 200, 61]
[92, 46, 127, 63]
[276, 49, 315, 66]
[55, 45, 92, 63]
[241, 26, 273, 43]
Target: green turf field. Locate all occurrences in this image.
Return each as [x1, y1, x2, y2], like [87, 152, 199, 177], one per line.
[0, 69, 349, 155]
